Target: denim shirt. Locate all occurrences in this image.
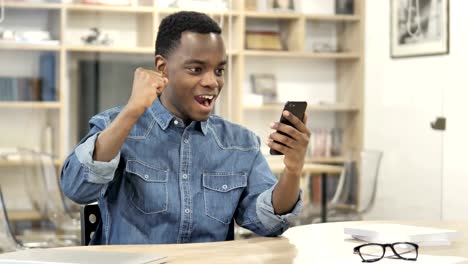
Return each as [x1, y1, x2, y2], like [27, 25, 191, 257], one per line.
[60, 99, 302, 244]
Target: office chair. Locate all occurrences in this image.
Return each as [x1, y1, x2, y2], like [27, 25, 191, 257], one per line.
[0, 187, 23, 253]
[313, 149, 383, 222]
[80, 203, 101, 246]
[80, 203, 234, 244]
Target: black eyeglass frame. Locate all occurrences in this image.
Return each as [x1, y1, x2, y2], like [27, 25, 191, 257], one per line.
[353, 242, 419, 263]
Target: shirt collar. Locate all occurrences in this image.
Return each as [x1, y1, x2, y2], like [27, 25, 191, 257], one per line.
[149, 98, 208, 135]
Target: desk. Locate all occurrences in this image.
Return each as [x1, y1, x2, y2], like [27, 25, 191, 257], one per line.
[268, 160, 343, 223]
[67, 221, 468, 263]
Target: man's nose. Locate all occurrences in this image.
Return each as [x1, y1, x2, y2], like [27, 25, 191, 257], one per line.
[200, 71, 218, 89]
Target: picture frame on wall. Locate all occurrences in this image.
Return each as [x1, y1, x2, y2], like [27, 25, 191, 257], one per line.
[250, 74, 278, 104]
[391, 0, 449, 58]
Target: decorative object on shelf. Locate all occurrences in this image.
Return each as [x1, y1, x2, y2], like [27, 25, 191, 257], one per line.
[0, 29, 59, 45]
[245, 0, 257, 11]
[246, 31, 283, 50]
[250, 73, 277, 104]
[81, 28, 113, 46]
[80, 0, 133, 5]
[335, 0, 354, 14]
[173, 0, 228, 11]
[391, 0, 449, 58]
[269, 0, 295, 12]
[312, 42, 337, 53]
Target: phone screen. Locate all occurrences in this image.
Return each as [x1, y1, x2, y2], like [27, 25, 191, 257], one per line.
[270, 101, 308, 155]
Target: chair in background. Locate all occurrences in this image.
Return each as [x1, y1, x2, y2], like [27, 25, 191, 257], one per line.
[0, 187, 22, 253]
[15, 149, 80, 246]
[80, 203, 101, 246]
[297, 161, 349, 225]
[312, 149, 383, 222]
[0, 185, 53, 252]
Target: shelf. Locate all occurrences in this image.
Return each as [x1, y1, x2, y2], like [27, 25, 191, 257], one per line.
[244, 11, 301, 19]
[66, 45, 154, 54]
[65, 3, 153, 13]
[3, 2, 62, 9]
[243, 50, 360, 59]
[0, 102, 61, 109]
[0, 43, 61, 51]
[0, 159, 61, 167]
[305, 14, 360, 22]
[159, 8, 238, 16]
[244, 104, 359, 112]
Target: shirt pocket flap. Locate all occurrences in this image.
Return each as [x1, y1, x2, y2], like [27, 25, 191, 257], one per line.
[202, 172, 247, 192]
[126, 160, 168, 183]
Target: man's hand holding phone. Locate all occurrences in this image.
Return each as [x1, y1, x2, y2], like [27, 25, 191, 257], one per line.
[268, 102, 310, 174]
[127, 67, 168, 117]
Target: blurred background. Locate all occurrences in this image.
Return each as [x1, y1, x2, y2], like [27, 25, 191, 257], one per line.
[0, 0, 467, 249]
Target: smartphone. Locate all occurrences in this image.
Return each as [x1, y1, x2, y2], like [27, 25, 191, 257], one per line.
[270, 101, 308, 155]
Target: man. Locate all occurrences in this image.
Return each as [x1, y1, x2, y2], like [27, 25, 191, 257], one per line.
[61, 11, 310, 245]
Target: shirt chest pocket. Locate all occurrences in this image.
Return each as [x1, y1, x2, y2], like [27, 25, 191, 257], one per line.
[202, 172, 247, 224]
[125, 160, 169, 214]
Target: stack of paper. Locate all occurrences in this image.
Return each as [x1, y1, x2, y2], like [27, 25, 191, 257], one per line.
[344, 224, 460, 246]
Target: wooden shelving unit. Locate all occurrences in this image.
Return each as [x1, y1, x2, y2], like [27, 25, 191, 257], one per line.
[0, 102, 61, 109]
[0, 0, 364, 166]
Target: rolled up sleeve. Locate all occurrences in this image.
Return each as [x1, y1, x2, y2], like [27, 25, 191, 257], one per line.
[74, 132, 120, 184]
[256, 184, 303, 231]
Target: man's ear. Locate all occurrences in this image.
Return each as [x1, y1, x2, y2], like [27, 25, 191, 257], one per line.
[154, 55, 167, 77]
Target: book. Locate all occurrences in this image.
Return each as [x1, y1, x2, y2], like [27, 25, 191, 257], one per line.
[39, 53, 56, 101]
[344, 224, 461, 246]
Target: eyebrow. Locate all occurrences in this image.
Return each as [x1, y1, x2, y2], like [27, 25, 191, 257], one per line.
[184, 59, 228, 67]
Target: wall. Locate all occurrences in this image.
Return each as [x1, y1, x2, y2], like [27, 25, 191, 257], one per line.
[364, 0, 468, 220]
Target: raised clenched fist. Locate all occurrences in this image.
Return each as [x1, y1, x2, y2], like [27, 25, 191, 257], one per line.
[127, 67, 168, 114]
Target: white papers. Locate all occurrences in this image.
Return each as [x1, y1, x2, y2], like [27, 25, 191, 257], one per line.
[331, 255, 467, 264]
[0, 248, 166, 264]
[344, 224, 460, 246]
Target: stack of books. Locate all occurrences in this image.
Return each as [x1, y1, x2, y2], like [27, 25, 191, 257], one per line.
[344, 223, 460, 246]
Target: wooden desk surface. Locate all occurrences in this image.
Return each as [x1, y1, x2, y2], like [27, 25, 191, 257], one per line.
[66, 221, 468, 263]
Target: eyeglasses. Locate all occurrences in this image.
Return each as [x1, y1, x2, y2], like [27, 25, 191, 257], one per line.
[353, 242, 419, 262]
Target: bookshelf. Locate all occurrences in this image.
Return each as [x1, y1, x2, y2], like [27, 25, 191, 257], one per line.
[0, 0, 364, 189]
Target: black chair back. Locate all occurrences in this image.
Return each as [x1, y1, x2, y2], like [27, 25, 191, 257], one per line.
[80, 203, 101, 246]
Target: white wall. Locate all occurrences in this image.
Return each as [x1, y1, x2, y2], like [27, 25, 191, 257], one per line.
[364, 0, 468, 220]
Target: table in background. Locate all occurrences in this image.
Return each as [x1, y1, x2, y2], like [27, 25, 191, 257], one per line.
[268, 160, 343, 222]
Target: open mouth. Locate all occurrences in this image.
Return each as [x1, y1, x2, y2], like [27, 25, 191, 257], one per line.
[194, 95, 215, 108]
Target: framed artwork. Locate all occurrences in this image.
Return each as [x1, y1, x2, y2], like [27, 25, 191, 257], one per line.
[391, 0, 449, 58]
[251, 74, 277, 104]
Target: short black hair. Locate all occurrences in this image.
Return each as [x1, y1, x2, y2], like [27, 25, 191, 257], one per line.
[155, 11, 222, 57]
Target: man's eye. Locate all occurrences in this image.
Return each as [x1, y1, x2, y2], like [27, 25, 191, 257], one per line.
[188, 67, 202, 74]
[215, 68, 225, 76]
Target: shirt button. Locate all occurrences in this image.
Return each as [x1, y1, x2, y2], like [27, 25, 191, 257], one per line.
[144, 174, 149, 180]
[184, 209, 190, 214]
[222, 184, 228, 190]
[182, 174, 188, 179]
[184, 138, 189, 144]
[174, 120, 179, 125]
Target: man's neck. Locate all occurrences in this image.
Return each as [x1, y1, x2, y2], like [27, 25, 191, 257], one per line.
[159, 94, 192, 125]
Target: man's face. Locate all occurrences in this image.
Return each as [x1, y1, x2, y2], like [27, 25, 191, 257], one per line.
[159, 31, 226, 122]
